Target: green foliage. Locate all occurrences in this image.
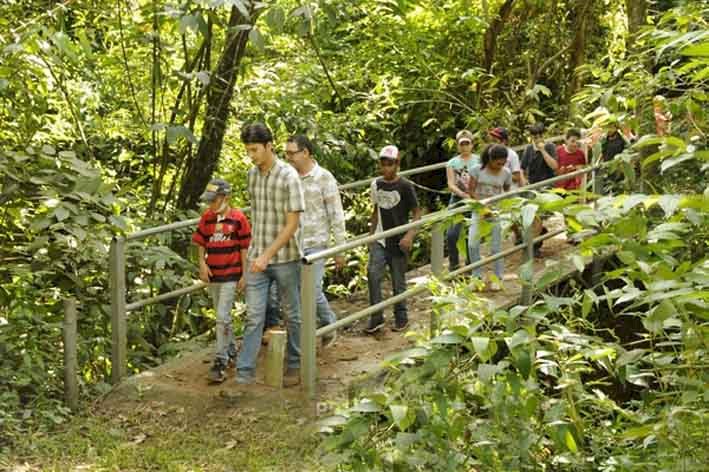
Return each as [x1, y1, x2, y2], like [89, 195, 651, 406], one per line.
[319, 190, 708, 470]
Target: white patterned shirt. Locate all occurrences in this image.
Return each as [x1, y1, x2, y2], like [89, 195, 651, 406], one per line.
[299, 163, 346, 250]
[247, 158, 305, 264]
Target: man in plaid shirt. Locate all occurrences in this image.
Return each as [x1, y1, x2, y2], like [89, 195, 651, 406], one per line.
[285, 134, 346, 348]
[236, 123, 305, 387]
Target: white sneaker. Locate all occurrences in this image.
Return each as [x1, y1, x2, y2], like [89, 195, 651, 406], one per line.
[487, 281, 502, 292]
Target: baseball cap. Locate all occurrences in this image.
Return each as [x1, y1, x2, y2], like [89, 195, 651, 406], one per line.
[489, 127, 509, 141]
[200, 178, 232, 202]
[456, 129, 474, 144]
[378, 145, 399, 160]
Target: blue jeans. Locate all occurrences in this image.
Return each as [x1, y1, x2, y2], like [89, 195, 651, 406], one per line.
[446, 197, 471, 271]
[447, 222, 472, 271]
[304, 247, 337, 328]
[367, 242, 408, 326]
[467, 213, 504, 280]
[265, 247, 337, 329]
[208, 281, 238, 363]
[237, 261, 302, 380]
[264, 280, 281, 330]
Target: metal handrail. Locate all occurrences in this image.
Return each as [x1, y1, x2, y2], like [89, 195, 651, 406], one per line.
[304, 165, 597, 264]
[124, 134, 567, 240]
[338, 135, 565, 191]
[108, 133, 585, 385]
[314, 228, 566, 338]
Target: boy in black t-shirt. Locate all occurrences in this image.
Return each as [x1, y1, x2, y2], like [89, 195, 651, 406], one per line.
[366, 145, 422, 334]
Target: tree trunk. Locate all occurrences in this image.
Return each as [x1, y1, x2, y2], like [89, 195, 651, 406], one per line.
[567, 0, 593, 103]
[482, 0, 516, 72]
[625, 0, 647, 48]
[176, 5, 260, 211]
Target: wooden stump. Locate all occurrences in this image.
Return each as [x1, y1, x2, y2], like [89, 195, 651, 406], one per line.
[264, 329, 287, 388]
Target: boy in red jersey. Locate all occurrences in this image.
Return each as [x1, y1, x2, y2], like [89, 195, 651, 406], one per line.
[192, 179, 251, 383]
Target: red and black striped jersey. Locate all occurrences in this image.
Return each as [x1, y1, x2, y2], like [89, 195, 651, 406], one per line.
[192, 208, 251, 282]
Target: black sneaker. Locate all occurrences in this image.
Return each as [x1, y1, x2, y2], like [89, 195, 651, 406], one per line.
[207, 359, 227, 384]
[365, 320, 384, 335]
[391, 320, 409, 332]
[227, 350, 237, 367]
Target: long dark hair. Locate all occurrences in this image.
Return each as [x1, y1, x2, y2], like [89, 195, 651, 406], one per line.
[481, 144, 508, 169]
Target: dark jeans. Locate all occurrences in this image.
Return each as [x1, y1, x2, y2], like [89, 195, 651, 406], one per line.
[367, 242, 408, 326]
[446, 221, 471, 271]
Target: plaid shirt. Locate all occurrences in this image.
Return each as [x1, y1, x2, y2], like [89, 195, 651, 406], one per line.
[300, 163, 346, 250]
[247, 158, 305, 264]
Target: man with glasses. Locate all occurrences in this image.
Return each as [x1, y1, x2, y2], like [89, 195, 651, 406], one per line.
[284, 134, 346, 349]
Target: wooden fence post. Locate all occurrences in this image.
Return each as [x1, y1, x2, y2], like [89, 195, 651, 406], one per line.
[109, 237, 127, 384]
[63, 298, 79, 411]
[265, 330, 287, 388]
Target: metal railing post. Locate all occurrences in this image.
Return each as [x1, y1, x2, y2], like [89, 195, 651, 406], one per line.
[63, 298, 79, 411]
[109, 237, 127, 384]
[431, 223, 444, 277]
[520, 225, 534, 306]
[300, 262, 317, 399]
[429, 223, 445, 338]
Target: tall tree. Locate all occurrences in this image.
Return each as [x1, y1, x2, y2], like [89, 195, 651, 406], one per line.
[625, 0, 648, 46]
[482, 0, 516, 73]
[176, 3, 262, 210]
[568, 0, 594, 102]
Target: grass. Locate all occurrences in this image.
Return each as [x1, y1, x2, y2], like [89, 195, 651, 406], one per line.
[2, 398, 324, 471]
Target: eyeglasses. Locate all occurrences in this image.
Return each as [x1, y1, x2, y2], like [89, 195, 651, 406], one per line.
[379, 159, 397, 167]
[285, 149, 304, 158]
[458, 141, 472, 146]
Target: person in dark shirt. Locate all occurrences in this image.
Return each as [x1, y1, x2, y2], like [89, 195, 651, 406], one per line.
[366, 145, 422, 334]
[521, 123, 559, 184]
[192, 178, 251, 383]
[601, 119, 627, 162]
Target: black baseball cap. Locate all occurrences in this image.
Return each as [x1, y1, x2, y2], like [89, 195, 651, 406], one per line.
[200, 178, 232, 202]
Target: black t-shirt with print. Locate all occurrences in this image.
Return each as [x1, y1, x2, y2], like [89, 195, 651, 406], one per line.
[521, 142, 558, 184]
[601, 132, 626, 161]
[371, 177, 418, 253]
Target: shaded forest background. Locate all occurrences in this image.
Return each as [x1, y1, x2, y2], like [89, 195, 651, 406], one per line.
[1, 0, 707, 463]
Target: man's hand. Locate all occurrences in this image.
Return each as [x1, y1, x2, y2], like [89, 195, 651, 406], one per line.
[535, 140, 546, 151]
[399, 235, 413, 252]
[334, 255, 346, 271]
[250, 254, 270, 273]
[237, 276, 246, 293]
[199, 263, 212, 283]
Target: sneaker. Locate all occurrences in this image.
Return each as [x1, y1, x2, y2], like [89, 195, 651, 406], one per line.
[283, 368, 300, 388]
[487, 281, 502, 292]
[207, 359, 227, 384]
[321, 330, 337, 349]
[365, 320, 384, 335]
[235, 373, 255, 385]
[227, 350, 237, 367]
[391, 320, 409, 332]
